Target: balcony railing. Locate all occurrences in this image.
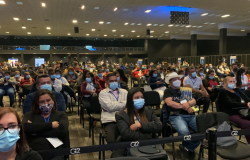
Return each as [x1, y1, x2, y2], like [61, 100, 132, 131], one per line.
[0, 46, 145, 51]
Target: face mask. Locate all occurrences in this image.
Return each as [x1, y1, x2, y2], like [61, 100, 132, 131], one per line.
[106, 69, 109, 72]
[200, 73, 204, 76]
[86, 78, 92, 83]
[110, 82, 118, 90]
[98, 73, 103, 77]
[51, 75, 56, 79]
[5, 76, 9, 79]
[0, 128, 20, 152]
[233, 67, 238, 72]
[15, 75, 20, 78]
[209, 76, 214, 80]
[26, 75, 30, 79]
[40, 84, 52, 91]
[117, 77, 120, 81]
[228, 83, 236, 89]
[81, 67, 84, 69]
[191, 72, 196, 78]
[102, 69, 104, 72]
[133, 99, 145, 110]
[241, 76, 244, 78]
[153, 74, 158, 77]
[26, 69, 29, 71]
[173, 80, 181, 88]
[69, 71, 73, 75]
[56, 75, 61, 79]
[39, 102, 54, 114]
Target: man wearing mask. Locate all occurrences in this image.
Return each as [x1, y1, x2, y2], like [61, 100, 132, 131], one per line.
[94, 68, 106, 89]
[183, 67, 210, 113]
[99, 73, 128, 143]
[228, 63, 238, 77]
[206, 64, 214, 73]
[23, 74, 65, 114]
[132, 66, 144, 83]
[48, 69, 62, 92]
[163, 72, 199, 159]
[0, 71, 16, 107]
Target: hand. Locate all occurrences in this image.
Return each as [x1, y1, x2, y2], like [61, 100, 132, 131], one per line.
[182, 102, 190, 110]
[62, 84, 65, 86]
[248, 102, 250, 108]
[208, 87, 213, 91]
[72, 80, 76, 83]
[28, 120, 32, 123]
[92, 93, 97, 96]
[187, 107, 194, 114]
[156, 81, 161, 84]
[130, 123, 141, 131]
[201, 91, 209, 97]
[52, 121, 59, 128]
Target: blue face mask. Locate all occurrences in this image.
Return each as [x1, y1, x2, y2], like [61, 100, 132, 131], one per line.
[153, 74, 158, 77]
[102, 69, 104, 72]
[5, 76, 9, 79]
[40, 84, 52, 91]
[241, 76, 244, 78]
[55, 75, 61, 79]
[15, 75, 20, 78]
[106, 69, 109, 72]
[228, 83, 236, 89]
[133, 98, 145, 110]
[209, 76, 214, 80]
[26, 69, 29, 71]
[69, 71, 73, 75]
[86, 78, 92, 83]
[81, 67, 84, 69]
[26, 75, 30, 79]
[98, 73, 103, 77]
[51, 75, 56, 79]
[110, 82, 118, 90]
[0, 128, 20, 152]
[191, 72, 197, 78]
[117, 77, 120, 81]
[200, 73, 204, 76]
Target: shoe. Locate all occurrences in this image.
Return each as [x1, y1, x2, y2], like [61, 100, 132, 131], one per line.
[179, 144, 189, 160]
[188, 151, 196, 160]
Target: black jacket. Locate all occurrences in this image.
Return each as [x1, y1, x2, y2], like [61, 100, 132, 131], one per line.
[202, 78, 219, 100]
[115, 107, 162, 141]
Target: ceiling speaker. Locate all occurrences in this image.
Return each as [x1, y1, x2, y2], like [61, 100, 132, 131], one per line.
[74, 27, 79, 33]
[170, 11, 189, 25]
[146, 29, 150, 35]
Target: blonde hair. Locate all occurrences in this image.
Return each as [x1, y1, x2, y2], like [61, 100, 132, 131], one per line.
[223, 76, 234, 88]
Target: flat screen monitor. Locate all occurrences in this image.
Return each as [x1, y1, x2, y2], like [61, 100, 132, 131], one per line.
[35, 58, 44, 67]
[8, 58, 18, 67]
[40, 45, 50, 50]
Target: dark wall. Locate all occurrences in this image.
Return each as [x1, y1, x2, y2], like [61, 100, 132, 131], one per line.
[197, 40, 219, 55]
[227, 36, 250, 55]
[23, 54, 50, 66]
[0, 54, 21, 63]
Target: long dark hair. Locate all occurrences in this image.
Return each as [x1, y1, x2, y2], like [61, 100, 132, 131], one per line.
[82, 70, 90, 80]
[149, 69, 157, 77]
[86, 72, 100, 89]
[117, 68, 126, 80]
[205, 70, 215, 81]
[31, 89, 58, 114]
[236, 68, 245, 88]
[126, 87, 148, 125]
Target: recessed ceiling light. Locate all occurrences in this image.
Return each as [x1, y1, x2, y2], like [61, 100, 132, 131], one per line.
[159, 24, 164, 26]
[146, 24, 152, 26]
[94, 7, 100, 9]
[22, 26, 26, 29]
[123, 9, 128, 11]
[16, 2, 23, 5]
[131, 30, 135, 32]
[104, 35, 107, 36]
[210, 23, 215, 25]
[186, 25, 191, 27]
[165, 31, 169, 33]
[27, 18, 32, 21]
[201, 13, 208, 16]
[27, 32, 31, 34]
[204, 22, 209, 24]
[153, 24, 158, 26]
[175, 25, 179, 27]
[121, 35, 124, 37]
[86, 34, 89, 36]
[72, 20, 77, 23]
[137, 23, 142, 25]
[99, 21, 104, 24]
[0, 1, 5, 4]
[113, 7, 118, 11]
[145, 10, 151, 13]
[84, 21, 89, 23]
[192, 26, 197, 27]
[124, 22, 128, 25]
[6, 32, 9, 33]
[46, 27, 51, 30]
[112, 30, 116, 32]
[130, 23, 135, 25]
[91, 29, 95, 31]
[137, 35, 140, 37]
[81, 5, 85, 9]
[150, 36, 153, 37]
[13, 18, 19, 21]
[221, 14, 230, 18]
[150, 31, 154, 33]
[106, 22, 111, 24]
[197, 26, 203, 28]
[41, 3, 46, 7]
[33, 53, 36, 54]
[241, 30, 245, 31]
[48, 33, 51, 34]
[68, 33, 71, 35]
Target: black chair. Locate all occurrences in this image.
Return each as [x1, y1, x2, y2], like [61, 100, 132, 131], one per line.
[196, 112, 250, 160]
[18, 84, 32, 107]
[62, 85, 76, 112]
[143, 91, 161, 117]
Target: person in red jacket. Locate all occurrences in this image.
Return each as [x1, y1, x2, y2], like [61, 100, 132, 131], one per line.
[19, 72, 35, 87]
[132, 66, 144, 83]
[94, 69, 106, 89]
[81, 72, 102, 114]
[144, 65, 151, 76]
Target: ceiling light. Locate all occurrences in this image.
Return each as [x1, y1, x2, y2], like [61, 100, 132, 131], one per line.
[130, 23, 135, 25]
[145, 10, 151, 13]
[48, 33, 51, 34]
[146, 24, 152, 26]
[241, 30, 245, 31]
[114, 35, 117, 36]
[27, 32, 31, 34]
[137, 35, 140, 37]
[124, 22, 128, 25]
[41, 3, 46, 7]
[13, 18, 19, 21]
[175, 25, 179, 27]
[204, 22, 209, 24]
[159, 24, 164, 26]
[22, 26, 26, 29]
[68, 33, 71, 35]
[153, 24, 158, 26]
[186, 25, 191, 27]
[131, 30, 135, 32]
[86, 34, 89, 36]
[72, 20, 77, 23]
[165, 31, 169, 33]
[192, 26, 197, 27]
[201, 13, 208, 16]
[150, 36, 153, 37]
[123, 9, 128, 11]
[27, 18, 32, 21]
[112, 30, 116, 32]
[106, 22, 111, 24]
[46, 27, 51, 30]
[16, 2, 23, 5]
[168, 24, 173, 27]
[0, 1, 5, 4]
[197, 26, 203, 28]
[99, 21, 104, 24]
[210, 23, 215, 25]
[114, 7, 118, 11]
[104, 35, 107, 36]
[6, 32, 9, 33]
[150, 31, 154, 33]
[91, 29, 95, 31]
[221, 14, 230, 18]
[84, 21, 89, 23]
[121, 35, 124, 37]
[81, 5, 85, 9]
[94, 7, 100, 9]
[137, 23, 142, 25]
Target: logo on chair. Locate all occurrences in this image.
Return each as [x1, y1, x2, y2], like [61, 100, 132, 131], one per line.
[184, 135, 191, 141]
[130, 141, 139, 147]
[231, 131, 238, 136]
[70, 148, 81, 154]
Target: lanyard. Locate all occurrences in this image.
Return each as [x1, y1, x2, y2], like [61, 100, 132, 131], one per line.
[135, 115, 141, 123]
[189, 76, 197, 85]
[43, 115, 51, 123]
[118, 83, 121, 88]
[110, 90, 119, 101]
[235, 92, 241, 98]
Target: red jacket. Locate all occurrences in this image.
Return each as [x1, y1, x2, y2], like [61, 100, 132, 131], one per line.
[81, 81, 102, 101]
[94, 76, 106, 89]
[19, 78, 35, 87]
[144, 69, 149, 75]
[132, 70, 144, 79]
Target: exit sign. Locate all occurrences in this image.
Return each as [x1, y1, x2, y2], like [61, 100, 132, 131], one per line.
[12, 57, 14, 59]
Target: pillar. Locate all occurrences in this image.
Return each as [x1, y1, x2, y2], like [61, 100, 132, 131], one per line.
[191, 34, 197, 56]
[50, 53, 52, 64]
[21, 53, 24, 64]
[144, 39, 148, 51]
[170, 39, 176, 57]
[219, 28, 227, 55]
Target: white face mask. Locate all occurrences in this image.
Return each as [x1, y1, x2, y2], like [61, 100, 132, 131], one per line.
[173, 80, 181, 88]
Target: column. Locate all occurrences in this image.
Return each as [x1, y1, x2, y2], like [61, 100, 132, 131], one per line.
[21, 53, 24, 64]
[144, 39, 148, 51]
[125, 53, 128, 58]
[170, 39, 176, 57]
[191, 34, 197, 56]
[77, 53, 79, 60]
[219, 28, 227, 55]
[50, 53, 52, 64]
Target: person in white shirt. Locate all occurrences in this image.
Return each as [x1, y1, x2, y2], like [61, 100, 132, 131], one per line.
[99, 73, 128, 143]
[48, 69, 62, 92]
[235, 68, 249, 92]
[55, 70, 69, 86]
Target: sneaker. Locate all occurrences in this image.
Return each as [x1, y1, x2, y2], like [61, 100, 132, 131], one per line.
[179, 144, 189, 160]
[188, 151, 196, 160]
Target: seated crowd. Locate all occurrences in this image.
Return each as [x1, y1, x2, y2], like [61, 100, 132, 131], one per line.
[0, 59, 250, 160]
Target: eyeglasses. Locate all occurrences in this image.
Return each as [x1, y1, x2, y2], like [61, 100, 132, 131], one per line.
[0, 124, 20, 135]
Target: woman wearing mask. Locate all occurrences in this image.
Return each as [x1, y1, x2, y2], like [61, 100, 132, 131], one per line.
[81, 72, 102, 114]
[236, 68, 249, 92]
[0, 107, 43, 160]
[14, 71, 23, 84]
[64, 66, 78, 84]
[23, 89, 68, 160]
[115, 87, 162, 156]
[117, 68, 128, 84]
[94, 69, 106, 89]
[37, 69, 44, 74]
[202, 70, 219, 101]
[218, 76, 250, 144]
[147, 70, 166, 101]
[197, 68, 205, 80]
[19, 72, 35, 87]
[55, 70, 69, 86]
[103, 67, 110, 77]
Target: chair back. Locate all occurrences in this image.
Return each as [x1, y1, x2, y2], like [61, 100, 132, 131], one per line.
[62, 85, 76, 100]
[23, 84, 33, 96]
[215, 99, 222, 112]
[89, 96, 102, 114]
[10, 72, 15, 77]
[245, 90, 250, 99]
[143, 91, 161, 106]
[196, 112, 229, 133]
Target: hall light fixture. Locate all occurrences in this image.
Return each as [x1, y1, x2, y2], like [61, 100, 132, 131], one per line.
[153, 24, 158, 26]
[137, 23, 142, 25]
[150, 36, 153, 37]
[186, 25, 191, 27]
[84, 21, 89, 23]
[22, 26, 26, 29]
[27, 18, 32, 21]
[91, 29, 95, 31]
[168, 24, 173, 27]
[137, 35, 140, 37]
[221, 14, 230, 18]
[0, 1, 5, 4]
[124, 22, 128, 25]
[68, 33, 71, 35]
[99, 21, 104, 24]
[165, 31, 169, 33]
[112, 30, 116, 32]
[46, 27, 51, 30]
[146, 24, 152, 26]
[130, 23, 135, 25]
[201, 13, 208, 16]
[13, 17, 19, 21]
[241, 30, 245, 31]
[41, 3, 46, 7]
[27, 32, 31, 34]
[6, 32, 9, 33]
[104, 35, 107, 36]
[145, 10, 151, 13]
[114, 7, 118, 11]
[150, 31, 154, 33]
[131, 30, 135, 32]
[86, 34, 89, 36]
[94, 7, 100, 9]
[106, 22, 111, 24]
[121, 35, 124, 37]
[81, 5, 85, 9]
[48, 33, 51, 34]
[159, 24, 164, 26]
[72, 20, 77, 23]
